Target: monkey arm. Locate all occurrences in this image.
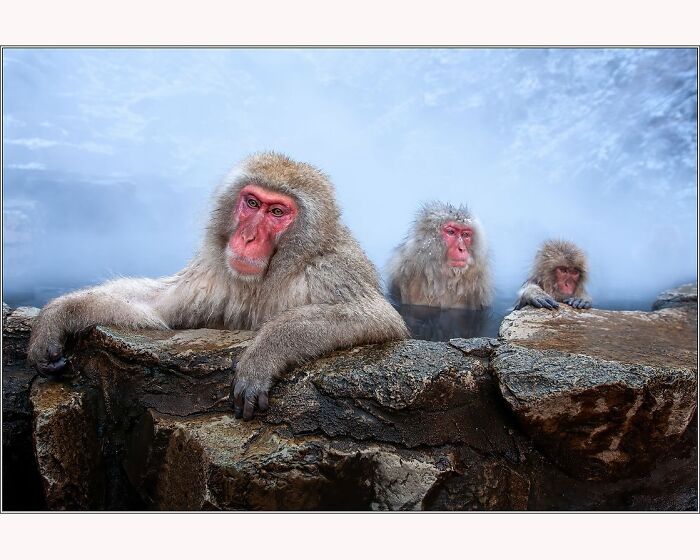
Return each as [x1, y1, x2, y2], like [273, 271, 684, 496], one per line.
[28, 277, 170, 374]
[231, 296, 408, 420]
[515, 281, 560, 310]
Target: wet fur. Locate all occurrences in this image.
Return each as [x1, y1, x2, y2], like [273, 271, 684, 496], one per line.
[387, 201, 492, 309]
[28, 152, 408, 387]
[516, 239, 591, 308]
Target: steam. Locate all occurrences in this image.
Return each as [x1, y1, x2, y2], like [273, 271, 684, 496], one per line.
[3, 48, 697, 310]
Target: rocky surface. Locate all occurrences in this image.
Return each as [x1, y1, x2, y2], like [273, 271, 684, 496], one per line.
[652, 282, 698, 311]
[58, 328, 530, 510]
[2, 306, 46, 510]
[1, 284, 697, 511]
[495, 304, 697, 480]
[2, 306, 39, 363]
[30, 378, 103, 509]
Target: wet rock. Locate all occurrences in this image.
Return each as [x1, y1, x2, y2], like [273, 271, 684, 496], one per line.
[63, 328, 527, 510]
[2, 303, 45, 510]
[29, 378, 103, 510]
[494, 304, 697, 480]
[131, 411, 462, 511]
[449, 336, 499, 358]
[2, 305, 40, 364]
[652, 282, 698, 310]
[68, 326, 254, 416]
[265, 339, 515, 450]
[127, 410, 528, 511]
[422, 455, 530, 510]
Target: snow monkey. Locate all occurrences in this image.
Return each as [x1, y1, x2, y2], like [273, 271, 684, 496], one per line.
[28, 152, 409, 420]
[515, 239, 592, 310]
[387, 201, 492, 309]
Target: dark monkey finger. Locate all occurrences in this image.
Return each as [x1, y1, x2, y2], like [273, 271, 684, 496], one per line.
[232, 380, 246, 418]
[258, 392, 269, 412]
[242, 389, 257, 421]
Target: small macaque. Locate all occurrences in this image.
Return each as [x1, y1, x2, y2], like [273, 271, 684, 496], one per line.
[387, 202, 492, 309]
[515, 239, 592, 310]
[27, 152, 408, 420]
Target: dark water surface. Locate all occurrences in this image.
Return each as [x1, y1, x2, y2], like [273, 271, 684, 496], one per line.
[395, 294, 661, 341]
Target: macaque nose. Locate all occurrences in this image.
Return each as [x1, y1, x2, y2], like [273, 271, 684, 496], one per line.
[239, 224, 259, 244]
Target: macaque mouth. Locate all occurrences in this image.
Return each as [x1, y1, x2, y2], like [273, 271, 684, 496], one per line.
[227, 252, 269, 275]
[447, 258, 469, 268]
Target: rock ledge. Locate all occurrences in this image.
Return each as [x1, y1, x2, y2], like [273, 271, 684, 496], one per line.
[2, 284, 697, 511]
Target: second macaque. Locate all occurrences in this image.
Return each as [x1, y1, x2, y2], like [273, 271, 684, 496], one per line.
[387, 202, 492, 310]
[515, 239, 592, 310]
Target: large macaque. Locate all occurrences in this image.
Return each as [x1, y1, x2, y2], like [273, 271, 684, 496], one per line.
[515, 239, 592, 310]
[28, 153, 408, 419]
[387, 202, 492, 309]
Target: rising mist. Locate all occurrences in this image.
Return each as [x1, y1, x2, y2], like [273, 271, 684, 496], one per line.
[3, 48, 697, 315]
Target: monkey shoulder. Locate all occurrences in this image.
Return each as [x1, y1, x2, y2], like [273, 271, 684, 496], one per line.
[303, 245, 382, 302]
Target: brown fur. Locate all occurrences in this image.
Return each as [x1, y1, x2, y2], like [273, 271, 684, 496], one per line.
[386, 201, 492, 309]
[515, 239, 591, 309]
[28, 152, 408, 414]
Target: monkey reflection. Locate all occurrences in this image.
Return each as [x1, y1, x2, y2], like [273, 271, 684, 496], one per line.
[515, 239, 592, 310]
[394, 303, 491, 342]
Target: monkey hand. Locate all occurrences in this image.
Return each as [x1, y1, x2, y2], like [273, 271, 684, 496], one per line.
[563, 297, 591, 309]
[27, 328, 68, 376]
[229, 363, 272, 421]
[530, 296, 559, 310]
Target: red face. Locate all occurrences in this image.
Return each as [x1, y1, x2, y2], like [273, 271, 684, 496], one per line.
[441, 222, 474, 268]
[227, 184, 297, 276]
[555, 266, 580, 296]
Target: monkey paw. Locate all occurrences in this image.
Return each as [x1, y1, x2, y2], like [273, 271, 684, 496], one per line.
[28, 342, 68, 376]
[229, 375, 271, 421]
[564, 298, 591, 309]
[531, 296, 559, 310]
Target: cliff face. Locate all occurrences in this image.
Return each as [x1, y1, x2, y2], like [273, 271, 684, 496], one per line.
[2, 285, 697, 511]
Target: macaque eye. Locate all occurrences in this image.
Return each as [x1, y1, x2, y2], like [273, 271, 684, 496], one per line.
[246, 197, 259, 209]
[270, 207, 285, 217]
[462, 231, 472, 239]
[445, 228, 456, 236]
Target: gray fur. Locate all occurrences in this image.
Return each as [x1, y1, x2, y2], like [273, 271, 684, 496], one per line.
[386, 201, 492, 309]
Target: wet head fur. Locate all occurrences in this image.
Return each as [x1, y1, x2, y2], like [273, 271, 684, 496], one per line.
[207, 152, 341, 277]
[531, 239, 588, 300]
[387, 201, 492, 309]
